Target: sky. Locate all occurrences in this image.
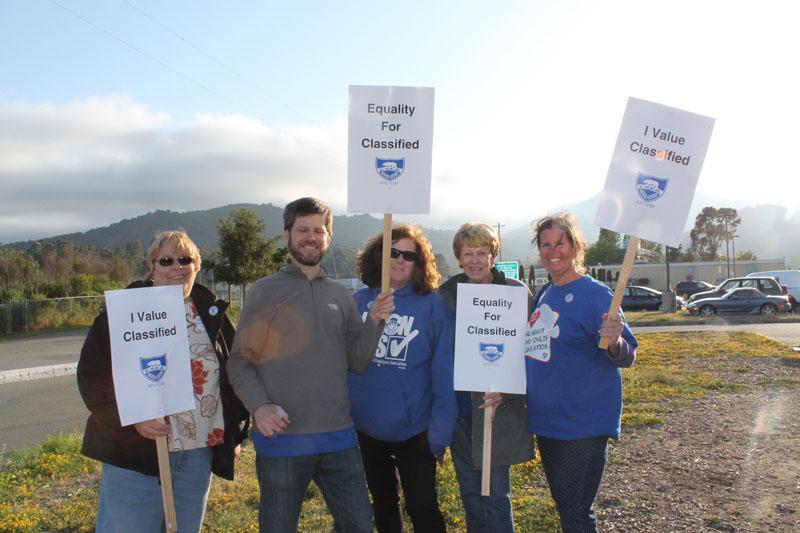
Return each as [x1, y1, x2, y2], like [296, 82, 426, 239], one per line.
[2, 0, 799, 244]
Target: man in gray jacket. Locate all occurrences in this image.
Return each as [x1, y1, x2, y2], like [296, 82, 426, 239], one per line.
[227, 197, 394, 532]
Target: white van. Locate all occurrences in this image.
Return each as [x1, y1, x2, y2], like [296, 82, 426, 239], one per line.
[747, 270, 800, 309]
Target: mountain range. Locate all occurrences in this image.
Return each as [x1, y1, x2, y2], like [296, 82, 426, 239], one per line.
[5, 196, 799, 270]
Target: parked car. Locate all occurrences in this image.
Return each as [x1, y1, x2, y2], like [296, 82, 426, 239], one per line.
[686, 287, 791, 316]
[746, 270, 800, 310]
[687, 276, 784, 303]
[674, 280, 715, 299]
[622, 285, 685, 311]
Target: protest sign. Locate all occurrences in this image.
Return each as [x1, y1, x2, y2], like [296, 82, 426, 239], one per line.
[453, 283, 527, 394]
[105, 285, 194, 427]
[348, 85, 434, 214]
[595, 97, 715, 248]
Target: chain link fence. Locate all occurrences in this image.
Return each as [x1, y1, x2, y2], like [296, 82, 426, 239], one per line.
[0, 296, 104, 337]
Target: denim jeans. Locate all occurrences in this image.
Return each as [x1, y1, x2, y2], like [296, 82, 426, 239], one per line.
[95, 446, 213, 533]
[536, 435, 609, 533]
[255, 446, 373, 533]
[357, 431, 445, 533]
[451, 417, 515, 533]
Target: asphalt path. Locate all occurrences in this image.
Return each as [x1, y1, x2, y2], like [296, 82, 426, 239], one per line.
[0, 323, 797, 452]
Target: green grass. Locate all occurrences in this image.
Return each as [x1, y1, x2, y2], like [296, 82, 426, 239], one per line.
[1, 332, 796, 532]
[624, 309, 800, 326]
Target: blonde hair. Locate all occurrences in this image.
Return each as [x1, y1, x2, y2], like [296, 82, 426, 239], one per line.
[531, 213, 587, 274]
[452, 222, 500, 262]
[146, 230, 202, 279]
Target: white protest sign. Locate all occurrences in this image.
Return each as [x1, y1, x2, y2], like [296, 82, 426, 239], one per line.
[348, 85, 434, 214]
[454, 284, 527, 394]
[105, 285, 194, 426]
[594, 97, 715, 247]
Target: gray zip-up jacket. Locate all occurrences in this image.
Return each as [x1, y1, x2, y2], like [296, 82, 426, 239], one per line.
[227, 264, 384, 435]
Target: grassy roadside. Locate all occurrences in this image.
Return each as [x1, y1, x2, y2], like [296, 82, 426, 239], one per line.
[624, 309, 800, 326]
[1, 332, 797, 532]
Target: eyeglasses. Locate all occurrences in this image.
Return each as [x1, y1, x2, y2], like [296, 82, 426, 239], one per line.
[156, 256, 194, 267]
[390, 248, 419, 262]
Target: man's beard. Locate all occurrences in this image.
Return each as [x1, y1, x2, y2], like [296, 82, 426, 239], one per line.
[288, 235, 327, 266]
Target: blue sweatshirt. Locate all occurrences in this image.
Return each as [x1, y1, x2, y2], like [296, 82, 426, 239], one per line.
[524, 275, 637, 440]
[349, 285, 458, 456]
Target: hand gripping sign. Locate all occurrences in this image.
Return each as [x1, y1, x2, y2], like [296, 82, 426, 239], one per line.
[105, 284, 194, 532]
[594, 97, 715, 348]
[348, 85, 434, 295]
[453, 283, 528, 494]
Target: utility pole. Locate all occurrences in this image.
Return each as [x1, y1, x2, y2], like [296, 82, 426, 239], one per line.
[496, 223, 506, 261]
[724, 218, 731, 278]
[731, 234, 738, 276]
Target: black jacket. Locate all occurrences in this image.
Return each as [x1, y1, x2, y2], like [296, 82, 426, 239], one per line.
[77, 281, 249, 480]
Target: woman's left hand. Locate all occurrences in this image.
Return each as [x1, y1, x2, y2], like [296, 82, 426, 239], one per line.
[599, 313, 624, 353]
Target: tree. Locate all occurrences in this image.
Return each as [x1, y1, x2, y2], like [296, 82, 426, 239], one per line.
[586, 229, 622, 265]
[689, 207, 741, 261]
[736, 250, 757, 260]
[215, 209, 282, 302]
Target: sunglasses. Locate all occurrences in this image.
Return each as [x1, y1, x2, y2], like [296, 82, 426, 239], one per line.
[390, 248, 419, 262]
[156, 256, 194, 267]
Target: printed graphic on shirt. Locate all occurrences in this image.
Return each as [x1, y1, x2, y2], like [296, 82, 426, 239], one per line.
[524, 304, 560, 363]
[362, 311, 419, 369]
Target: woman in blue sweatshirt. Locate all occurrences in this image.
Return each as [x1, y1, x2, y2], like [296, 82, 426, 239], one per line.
[349, 224, 457, 533]
[526, 213, 637, 533]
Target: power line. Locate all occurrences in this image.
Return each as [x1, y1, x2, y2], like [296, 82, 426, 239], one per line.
[118, 0, 315, 125]
[47, 0, 344, 163]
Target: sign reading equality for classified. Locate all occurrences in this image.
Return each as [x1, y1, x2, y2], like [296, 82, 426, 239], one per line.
[454, 284, 528, 394]
[594, 97, 715, 247]
[105, 285, 194, 426]
[348, 85, 434, 214]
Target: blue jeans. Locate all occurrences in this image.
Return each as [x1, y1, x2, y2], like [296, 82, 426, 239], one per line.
[96, 447, 213, 533]
[451, 417, 515, 533]
[255, 446, 373, 533]
[537, 435, 609, 533]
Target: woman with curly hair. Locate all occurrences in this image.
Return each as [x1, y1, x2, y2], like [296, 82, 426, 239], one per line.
[348, 224, 457, 533]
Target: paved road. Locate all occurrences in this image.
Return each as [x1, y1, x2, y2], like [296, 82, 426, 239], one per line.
[0, 329, 87, 371]
[0, 375, 87, 452]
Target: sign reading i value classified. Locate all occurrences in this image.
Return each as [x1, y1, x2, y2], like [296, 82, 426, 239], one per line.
[105, 285, 194, 426]
[594, 97, 715, 247]
[348, 85, 434, 214]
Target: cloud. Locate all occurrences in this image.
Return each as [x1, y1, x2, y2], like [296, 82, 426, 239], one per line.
[0, 95, 349, 243]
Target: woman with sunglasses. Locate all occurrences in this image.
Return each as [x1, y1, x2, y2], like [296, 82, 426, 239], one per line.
[348, 224, 457, 533]
[77, 230, 249, 533]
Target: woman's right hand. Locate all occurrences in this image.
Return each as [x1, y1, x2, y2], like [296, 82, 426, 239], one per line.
[134, 417, 170, 440]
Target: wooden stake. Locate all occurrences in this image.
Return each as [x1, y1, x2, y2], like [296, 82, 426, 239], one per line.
[598, 236, 640, 350]
[480, 402, 495, 496]
[155, 435, 178, 533]
[381, 213, 393, 303]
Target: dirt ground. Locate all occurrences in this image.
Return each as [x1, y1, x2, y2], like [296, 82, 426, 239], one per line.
[596, 356, 800, 532]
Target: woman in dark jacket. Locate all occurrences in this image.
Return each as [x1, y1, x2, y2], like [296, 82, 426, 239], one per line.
[77, 230, 249, 533]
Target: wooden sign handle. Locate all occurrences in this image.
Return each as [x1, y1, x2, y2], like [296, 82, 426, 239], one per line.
[156, 435, 178, 533]
[481, 402, 495, 496]
[598, 236, 639, 350]
[380, 214, 393, 317]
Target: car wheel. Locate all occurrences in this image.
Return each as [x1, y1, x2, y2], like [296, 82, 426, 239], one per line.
[658, 303, 664, 312]
[760, 304, 777, 316]
[700, 305, 715, 316]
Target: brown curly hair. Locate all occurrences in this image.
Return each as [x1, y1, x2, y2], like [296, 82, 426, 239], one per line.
[357, 224, 441, 294]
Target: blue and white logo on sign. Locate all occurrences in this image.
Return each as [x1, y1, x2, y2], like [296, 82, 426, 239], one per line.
[635, 173, 668, 202]
[479, 342, 505, 363]
[140, 354, 167, 383]
[376, 158, 405, 181]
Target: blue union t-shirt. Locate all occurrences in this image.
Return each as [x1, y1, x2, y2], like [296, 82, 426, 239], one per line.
[524, 275, 637, 440]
